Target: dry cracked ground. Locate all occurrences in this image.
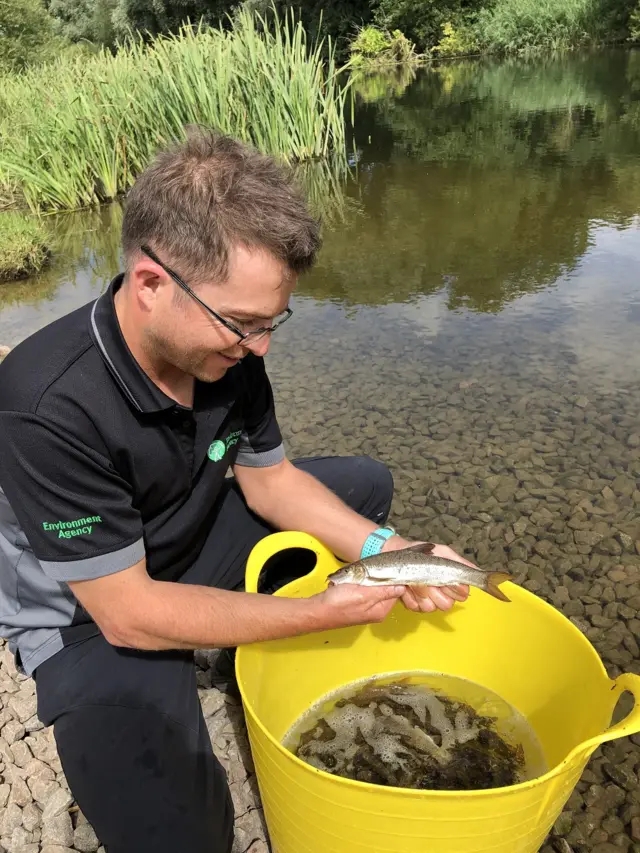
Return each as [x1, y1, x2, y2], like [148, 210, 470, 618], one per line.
[1, 304, 640, 852]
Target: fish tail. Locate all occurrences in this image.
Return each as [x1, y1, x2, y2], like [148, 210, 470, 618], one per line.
[486, 571, 512, 602]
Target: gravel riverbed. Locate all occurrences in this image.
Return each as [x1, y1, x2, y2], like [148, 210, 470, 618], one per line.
[1, 301, 640, 852]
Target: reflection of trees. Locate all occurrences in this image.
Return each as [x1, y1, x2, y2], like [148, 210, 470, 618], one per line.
[298, 50, 640, 312]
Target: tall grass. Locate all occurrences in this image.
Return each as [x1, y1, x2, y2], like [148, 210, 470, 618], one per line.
[0, 6, 352, 213]
[475, 0, 598, 54]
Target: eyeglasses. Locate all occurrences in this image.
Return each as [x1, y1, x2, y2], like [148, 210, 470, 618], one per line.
[140, 245, 293, 345]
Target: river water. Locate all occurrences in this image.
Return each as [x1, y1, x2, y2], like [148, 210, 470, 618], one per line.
[2, 48, 640, 566]
[2, 46, 640, 848]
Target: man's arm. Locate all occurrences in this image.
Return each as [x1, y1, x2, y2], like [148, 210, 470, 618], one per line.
[68, 556, 407, 651]
[233, 458, 386, 564]
[233, 458, 474, 612]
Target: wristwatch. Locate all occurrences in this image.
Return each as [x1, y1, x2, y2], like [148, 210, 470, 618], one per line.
[360, 526, 396, 559]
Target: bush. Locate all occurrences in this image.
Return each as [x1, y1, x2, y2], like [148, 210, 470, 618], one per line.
[475, 0, 598, 53]
[0, 213, 51, 281]
[373, 0, 484, 52]
[349, 24, 420, 65]
[433, 19, 481, 56]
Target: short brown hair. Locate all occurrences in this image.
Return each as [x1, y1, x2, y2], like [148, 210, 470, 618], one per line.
[121, 126, 322, 283]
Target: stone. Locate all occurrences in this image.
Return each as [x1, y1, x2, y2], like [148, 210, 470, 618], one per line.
[201, 690, 226, 718]
[553, 811, 573, 836]
[0, 346, 11, 361]
[1, 803, 22, 836]
[0, 783, 9, 808]
[40, 848, 75, 853]
[41, 811, 74, 847]
[20, 803, 41, 833]
[10, 739, 32, 767]
[28, 777, 60, 808]
[41, 787, 74, 821]
[73, 821, 100, 852]
[9, 776, 33, 807]
[9, 693, 37, 724]
[603, 761, 637, 790]
[632, 817, 640, 841]
[2, 718, 26, 745]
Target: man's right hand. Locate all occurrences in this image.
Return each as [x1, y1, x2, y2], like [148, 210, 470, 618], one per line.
[306, 582, 406, 631]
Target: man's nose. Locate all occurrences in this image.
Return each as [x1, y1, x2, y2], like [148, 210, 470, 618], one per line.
[240, 333, 271, 357]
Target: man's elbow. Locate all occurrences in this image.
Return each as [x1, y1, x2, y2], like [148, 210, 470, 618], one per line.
[99, 615, 156, 650]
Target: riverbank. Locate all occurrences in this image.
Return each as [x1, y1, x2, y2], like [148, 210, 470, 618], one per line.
[0, 7, 351, 214]
[0, 214, 50, 282]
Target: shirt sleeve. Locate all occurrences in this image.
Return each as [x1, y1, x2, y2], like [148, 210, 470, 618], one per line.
[0, 411, 145, 582]
[234, 354, 286, 468]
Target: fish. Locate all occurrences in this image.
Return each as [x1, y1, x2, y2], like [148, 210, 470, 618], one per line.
[326, 542, 513, 602]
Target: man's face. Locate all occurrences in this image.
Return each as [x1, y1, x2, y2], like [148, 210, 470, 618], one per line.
[140, 244, 296, 383]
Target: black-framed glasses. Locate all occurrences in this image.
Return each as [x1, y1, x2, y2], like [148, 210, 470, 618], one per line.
[140, 244, 293, 345]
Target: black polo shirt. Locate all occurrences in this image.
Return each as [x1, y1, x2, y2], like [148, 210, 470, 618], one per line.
[0, 274, 285, 674]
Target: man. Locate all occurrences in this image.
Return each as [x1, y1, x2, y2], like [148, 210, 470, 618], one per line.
[0, 128, 471, 853]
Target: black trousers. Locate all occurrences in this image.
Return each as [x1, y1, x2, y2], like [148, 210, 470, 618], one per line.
[34, 456, 394, 853]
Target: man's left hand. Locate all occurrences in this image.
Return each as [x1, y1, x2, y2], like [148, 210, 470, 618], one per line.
[381, 535, 473, 613]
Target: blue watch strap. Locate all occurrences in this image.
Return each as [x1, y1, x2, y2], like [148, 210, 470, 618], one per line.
[360, 526, 395, 559]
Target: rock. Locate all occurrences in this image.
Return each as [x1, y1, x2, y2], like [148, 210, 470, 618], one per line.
[603, 761, 637, 790]
[10, 739, 32, 767]
[201, 690, 226, 719]
[41, 811, 74, 847]
[9, 776, 33, 807]
[40, 848, 75, 853]
[0, 346, 11, 361]
[9, 693, 37, 724]
[10, 825, 37, 848]
[632, 816, 640, 841]
[1, 803, 22, 836]
[73, 822, 100, 852]
[2, 719, 26, 744]
[0, 783, 9, 808]
[28, 777, 60, 808]
[20, 803, 41, 833]
[553, 811, 573, 836]
[574, 530, 603, 547]
[41, 787, 74, 821]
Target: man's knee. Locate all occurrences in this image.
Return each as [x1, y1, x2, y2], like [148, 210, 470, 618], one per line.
[342, 455, 394, 523]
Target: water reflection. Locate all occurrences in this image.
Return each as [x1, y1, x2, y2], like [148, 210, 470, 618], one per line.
[1, 49, 640, 379]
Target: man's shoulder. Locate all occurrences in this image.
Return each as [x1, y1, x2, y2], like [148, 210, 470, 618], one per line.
[0, 301, 100, 416]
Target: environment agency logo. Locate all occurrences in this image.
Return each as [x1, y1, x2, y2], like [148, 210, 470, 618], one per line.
[208, 440, 226, 462]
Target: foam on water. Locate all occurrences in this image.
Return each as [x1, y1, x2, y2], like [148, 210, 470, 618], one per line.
[282, 671, 548, 790]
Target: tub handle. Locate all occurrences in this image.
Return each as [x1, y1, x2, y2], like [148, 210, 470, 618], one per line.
[244, 531, 340, 595]
[564, 672, 640, 762]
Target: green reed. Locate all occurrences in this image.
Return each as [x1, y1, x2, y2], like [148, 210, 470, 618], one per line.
[0, 6, 353, 213]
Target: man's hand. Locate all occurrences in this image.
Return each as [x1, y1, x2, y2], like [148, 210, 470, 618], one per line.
[381, 536, 474, 614]
[309, 583, 407, 630]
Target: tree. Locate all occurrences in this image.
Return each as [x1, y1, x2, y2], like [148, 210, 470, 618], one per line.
[0, 0, 65, 71]
[47, 0, 119, 46]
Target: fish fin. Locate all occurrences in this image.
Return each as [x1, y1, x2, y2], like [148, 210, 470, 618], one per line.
[402, 542, 436, 555]
[486, 571, 513, 602]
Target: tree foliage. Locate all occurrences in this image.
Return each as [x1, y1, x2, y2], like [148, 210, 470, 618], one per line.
[0, 0, 66, 71]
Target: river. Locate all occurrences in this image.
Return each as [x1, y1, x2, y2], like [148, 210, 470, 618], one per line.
[2, 46, 640, 848]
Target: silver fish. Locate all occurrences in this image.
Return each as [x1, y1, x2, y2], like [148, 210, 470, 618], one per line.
[327, 543, 512, 602]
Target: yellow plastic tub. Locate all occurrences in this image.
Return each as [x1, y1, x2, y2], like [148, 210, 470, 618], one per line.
[235, 531, 640, 853]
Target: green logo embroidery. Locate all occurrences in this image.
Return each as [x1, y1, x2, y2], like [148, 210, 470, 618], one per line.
[208, 431, 243, 462]
[208, 440, 227, 462]
[42, 515, 102, 539]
